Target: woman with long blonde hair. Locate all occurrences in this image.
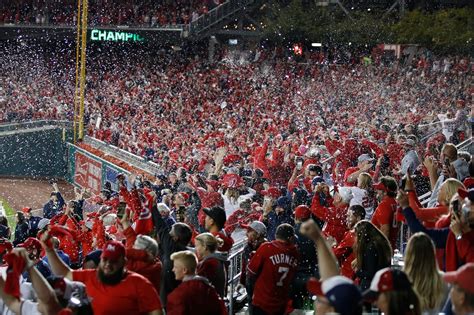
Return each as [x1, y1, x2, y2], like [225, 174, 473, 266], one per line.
[403, 232, 447, 312]
[405, 176, 465, 228]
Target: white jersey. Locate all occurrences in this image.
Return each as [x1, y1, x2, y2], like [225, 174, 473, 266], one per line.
[349, 187, 375, 219]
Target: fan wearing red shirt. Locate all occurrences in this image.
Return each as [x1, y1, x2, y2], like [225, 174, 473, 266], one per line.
[371, 176, 399, 249]
[247, 224, 300, 315]
[167, 250, 227, 315]
[310, 185, 353, 243]
[43, 236, 162, 315]
[343, 154, 375, 187]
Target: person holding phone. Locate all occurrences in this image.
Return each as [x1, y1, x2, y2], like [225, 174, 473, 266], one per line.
[404, 173, 465, 228]
[397, 187, 474, 272]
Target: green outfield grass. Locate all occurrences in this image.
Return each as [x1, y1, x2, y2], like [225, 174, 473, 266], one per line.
[0, 197, 16, 237]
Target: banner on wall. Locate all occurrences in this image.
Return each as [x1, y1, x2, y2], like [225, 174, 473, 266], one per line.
[74, 151, 102, 196]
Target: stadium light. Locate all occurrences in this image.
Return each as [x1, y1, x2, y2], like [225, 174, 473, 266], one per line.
[311, 43, 322, 47]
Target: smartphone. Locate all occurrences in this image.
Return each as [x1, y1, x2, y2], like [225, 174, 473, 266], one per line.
[117, 202, 127, 219]
[452, 200, 460, 218]
[295, 157, 304, 170]
[444, 158, 451, 168]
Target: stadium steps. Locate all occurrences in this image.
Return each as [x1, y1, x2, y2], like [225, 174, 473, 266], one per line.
[186, 0, 263, 40]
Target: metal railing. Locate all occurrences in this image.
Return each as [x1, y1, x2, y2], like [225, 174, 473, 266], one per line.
[189, 0, 255, 35]
[0, 22, 185, 32]
[0, 120, 72, 133]
[227, 238, 247, 314]
[83, 136, 163, 176]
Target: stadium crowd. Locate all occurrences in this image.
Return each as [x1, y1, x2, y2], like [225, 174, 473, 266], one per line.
[0, 0, 217, 27]
[0, 44, 473, 315]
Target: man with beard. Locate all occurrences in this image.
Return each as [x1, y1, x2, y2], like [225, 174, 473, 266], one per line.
[42, 233, 162, 315]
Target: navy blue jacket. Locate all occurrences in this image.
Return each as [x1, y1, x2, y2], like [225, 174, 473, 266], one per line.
[294, 222, 318, 276]
[402, 206, 448, 248]
[27, 216, 42, 238]
[23, 260, 51, 282]
[262, 210, 294, 241]
[43, 192, 65, 219]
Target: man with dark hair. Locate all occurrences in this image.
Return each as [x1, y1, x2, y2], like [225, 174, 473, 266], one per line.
[42, 182, 65, 219]
[203, 206, 234, 252]
[43, 235, 163, 315]
[247, 224, 299, 315]
[333, 205, 366, 279]
[155, 205, 193, 308]
[371, 176, 399, 249]
[426, 143, 469, 207]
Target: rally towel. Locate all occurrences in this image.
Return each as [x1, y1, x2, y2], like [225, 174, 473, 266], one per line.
[4, 253, 26, 299]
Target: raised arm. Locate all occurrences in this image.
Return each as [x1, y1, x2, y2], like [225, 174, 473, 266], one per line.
[17, 248, 61, 312]
[397, 190, 449, 248]
[41, 232, 73, 280]
[0, 276, 21, 314]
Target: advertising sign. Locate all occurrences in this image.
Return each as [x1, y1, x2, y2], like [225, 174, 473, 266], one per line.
[74, 151, 102, 195]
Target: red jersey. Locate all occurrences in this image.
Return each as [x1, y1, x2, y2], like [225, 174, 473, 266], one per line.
[333, 231, 355, 279]
[166, 276, 227, 315]
[371, 196, 399, 249]
[248, 240, 299, 314]
[72, 269, 161, 315]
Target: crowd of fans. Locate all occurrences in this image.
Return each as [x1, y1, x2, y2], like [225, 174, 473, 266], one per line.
[0, 0, 218, 27]
[0, 43, 473, 314]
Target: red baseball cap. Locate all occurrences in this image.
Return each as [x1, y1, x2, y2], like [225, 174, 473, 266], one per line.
[363, 268, 412, 301]
[223, 154, 242, 165]
[261, 187, 281, 199]
[294, 205, 311, 220]
[21, 207, 32, 214]
[101, 241, 126, 262]
[205, 180, 220, 191]
[443, 263, 474, 294]
[373, 180, 397, 193]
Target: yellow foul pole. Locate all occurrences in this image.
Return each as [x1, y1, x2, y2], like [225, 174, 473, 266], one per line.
[78, 0, 88, 140]
[73, 0, 82, 143]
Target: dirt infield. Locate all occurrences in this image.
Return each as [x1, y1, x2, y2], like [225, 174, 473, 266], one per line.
[0, 177, 76, 214]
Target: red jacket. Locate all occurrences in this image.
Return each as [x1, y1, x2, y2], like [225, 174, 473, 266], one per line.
[123, 227, 162, 293]
[445, 229, 474, 272]
[310, 194, 348, 243]
[56, 215, 80, 264]
[407, 191, 448, 228]
[333, 230, 355, 279]
[166, 276, 227, 315]
[197, 254, 227, 297]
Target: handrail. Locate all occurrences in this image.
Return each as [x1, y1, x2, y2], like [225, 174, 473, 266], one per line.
[456, 137, 473, 151]
[83, 136, 163, 176]
[0, 23, 185, 32]
[227, 238, 247, 314]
